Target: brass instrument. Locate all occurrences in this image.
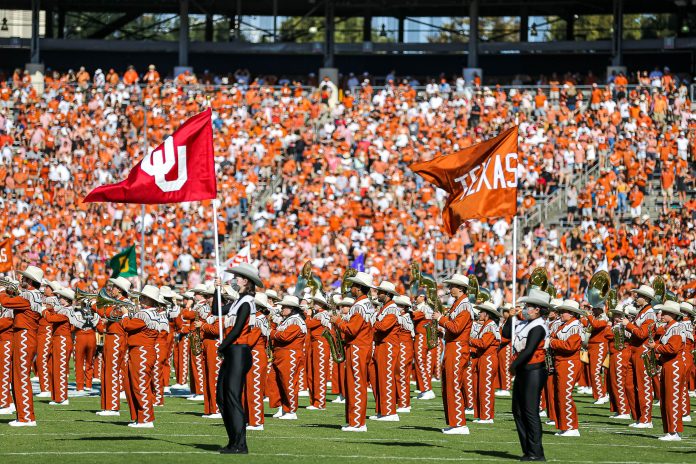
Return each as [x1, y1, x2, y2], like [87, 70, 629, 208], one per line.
[641, 323, 659, 377]
[587, 271, 611, 309]
[467, 275, 492, 304]
[294, 260, 323, 299]
[545, 348, 556, 374]
[613, 324, 626, 350]
[97, 288, 137, 322]
[652, 276, 665, 306]
[323, 327, 345, 363]
[190, 310, 204, 356]
[75, 288, 97, 327]
[341, 268, 358, 296]
[526, 267, 557, 298]
[607, 289, 618, 317]
[266, 339, 274, 363]
[0, 277, 19, 294]
[409, 262, 442, 350]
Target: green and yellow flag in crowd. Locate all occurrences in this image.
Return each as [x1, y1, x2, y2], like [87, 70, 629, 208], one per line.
[109, 245, 137, 278]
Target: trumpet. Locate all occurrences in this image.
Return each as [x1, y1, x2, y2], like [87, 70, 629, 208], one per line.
[97, 288, 137, 322]
[0, 277, 19, 295]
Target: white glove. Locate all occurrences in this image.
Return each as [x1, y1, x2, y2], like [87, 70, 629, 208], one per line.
[543, 338, 550, 350]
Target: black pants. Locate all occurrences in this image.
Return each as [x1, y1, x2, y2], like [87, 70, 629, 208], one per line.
[512, 365, 547, 459]
[217, 344, 252, 450]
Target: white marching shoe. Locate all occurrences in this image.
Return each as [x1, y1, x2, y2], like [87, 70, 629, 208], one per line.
[682, 415, 692, 422]
[202, 413, 222, 419]
[631, 422, 653, 429]
[442, 426, 470, 435]
[341, 425, 367, 432]
[37, 391, 51, 398]
[306, 405, 325, 411]
[465, 408, 474, 415]
[0, 404, 17, 415]
[396, 407, 411, 413]
[473, 419, 494, 424]
[373, 414, 399, 422]
[278, 413, 298, 420]
[30, 376, 39, 382]
[72, 390, 88, 397]
[609, 414, 631, 420]
[49, 400, 69, 406]
[555, 429, 580, 437]
[495, 390, 511, 397]
[658, 433, 681, 441]
[298, 390, 309, 397]
[164, 387, 171, 394]
[272, 408, 284, 418]
[128, 422, 154, 428]
[96, 410, 120, 416]
[417, 390, 436, 400]
[545, 421, 556, 426]
[187, 394, 204, 401]
[119, 392, 127, 400]
[539, 411, 548, 418]
[593, 395, 610, 405]
[9, 420, 36, 427]
[331, 395, 345, 404]
[246, 424, 264, 431]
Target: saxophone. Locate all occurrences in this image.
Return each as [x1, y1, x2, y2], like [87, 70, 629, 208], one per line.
[613, 324, 626, 351]
[190, 310, 203, 356]
[545, 347, 556, 374]
[322, 327, 345, 363]
[641, 323, 658, 378]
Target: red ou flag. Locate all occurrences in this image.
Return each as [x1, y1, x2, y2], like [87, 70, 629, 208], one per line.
[84, 109, 216, 204]
[409, 126, 518, 235]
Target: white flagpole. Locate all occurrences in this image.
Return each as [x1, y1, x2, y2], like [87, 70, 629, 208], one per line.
[511, 215, 518, 342]
[213, 200, 224, 344]
[140, 104, 148, 286]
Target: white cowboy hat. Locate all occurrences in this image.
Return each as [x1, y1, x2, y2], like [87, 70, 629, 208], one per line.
[222, 285, 239, 301]
[279, 295, 301, 309]
[393, 295, 412, 307]
[375, 280, 399, 295]
[475, 301, 502, 318]
[135, 285, 166, 305]
[549, 298, 564, 309]
[44, 280, 63, 292]
[631, 284, 655, 300]
[518, 288, 551, 308]
[555, 299, 583, 315]
[56, 288, 75, 301]
[172, 291, 184, 301]
[159, 286, 174, 299]
[192, 283, 208, 294]
[255, 292, 272, 310]
[680, 301, 695, 317]
[655, 300, 682, 316]
[624, 304, 638, 317]
[265, 289, 280, 302]
[108, 276, 132, 294]
[443, 273, 469, 288]
[227, 263, 264, 288]
[340, 297, 355, 306]
[19, 265, 44, 284]
[346, 271, 375, 289]
[311, 291, 329, 307]
[183, 291, 195, 299]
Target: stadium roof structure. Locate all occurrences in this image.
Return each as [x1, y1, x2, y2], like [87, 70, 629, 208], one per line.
[2, 0, 696, 78]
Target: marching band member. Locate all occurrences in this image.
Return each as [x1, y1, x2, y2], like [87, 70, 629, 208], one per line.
[395, 295, 415, 413]
[331, 297, 354, 405]
[36, 281, 61, 397]
[73, 290, 101, 395]
[622, 284, 656, 428]
[298, 297, 310, 400]
[184, 283, 211, 401]
[678, 301, 694, 421]
[215, 264, 261, 454]
[412, 290, 436, 400]
[0, 266, 46, 426]
[199, 284, 230, 419]
[432, 273, 473, 435]
[330, 272, 375, 432]
[648, 300, 685, 441]
[172, 291, 195, 389]
[470, 301, 501, 424]
[151, 289, 171, 407]
[244, 292, 271, 431]
[269, 295, 307, 420]
[465, 309, 481, 414]
[495, 304, 513, 398]
[44, 288, 77, 406]
[122, 285, 164, 428]
[305, 291, 331, 411]
[160, 287, 182, 394]
[505, 288, 551, 462]
[542, 299, 563, 426]
[687, 300, 696, 397]
[370, 280, 401, 422]
[580, 303, 610, 404]
[549, 299, 584, 437]
[606, 304, 633, 420]
[0, 279, 14, 415]
[95, 277, 132, 416]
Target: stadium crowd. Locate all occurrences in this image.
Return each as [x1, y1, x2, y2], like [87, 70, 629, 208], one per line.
[0, 64, 695, 303]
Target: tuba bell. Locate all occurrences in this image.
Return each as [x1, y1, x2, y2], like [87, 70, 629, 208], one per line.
[652, 276, 665, 306]
[587, 271, 611, 309]
[528, 267, 549, 293]
[467, 275, 480, 302]
[341, 268, 358, 296]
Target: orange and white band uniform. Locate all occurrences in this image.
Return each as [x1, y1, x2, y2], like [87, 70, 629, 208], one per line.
[372, 300, 401, 417]
[624, 305, 656, 424]
[654, 320, 686, 435]
[44, 303, 77, 404]
[306, 308, 331, 409]
[122, 308, 160, 424]
[550, 318, 582, 432]
[411, 302, 434, 394]
[470, 319, 500, 421]
[270, 313, 307, 414]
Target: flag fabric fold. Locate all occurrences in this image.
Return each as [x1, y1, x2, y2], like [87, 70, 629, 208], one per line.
[109, 245, 137, 278]
[409, 126, 519, 235]
[84, 108, 216, 204]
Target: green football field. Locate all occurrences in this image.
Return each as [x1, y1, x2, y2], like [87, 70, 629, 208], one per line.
[1, 381, 694, 464]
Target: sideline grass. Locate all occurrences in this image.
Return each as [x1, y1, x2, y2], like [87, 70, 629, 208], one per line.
[0, 383, 694, 464]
